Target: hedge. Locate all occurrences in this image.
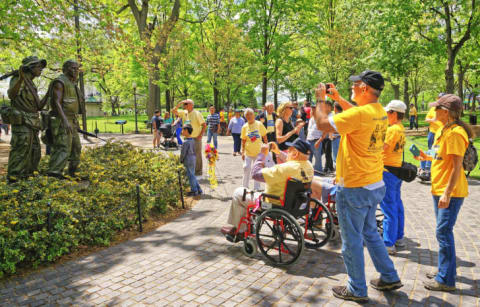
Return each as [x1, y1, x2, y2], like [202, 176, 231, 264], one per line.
[0, 142, 187, 278]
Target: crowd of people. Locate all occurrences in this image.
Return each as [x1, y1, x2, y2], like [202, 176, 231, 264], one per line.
[148, 70, 473, 302]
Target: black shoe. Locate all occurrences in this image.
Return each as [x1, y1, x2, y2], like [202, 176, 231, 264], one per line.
[370, 278, 403, 291]
[332, 286, 368, 303]
[186, 191, 196, 196]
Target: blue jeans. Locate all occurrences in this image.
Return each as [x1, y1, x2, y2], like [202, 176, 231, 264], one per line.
[332, 136, 340, 165]
[184, 160, 202, 194]
[421, 132, 435, 170]
[380, 171, 404, 247]
[175, 127, 183, 145]
[409, 116, 418, 129]
[232, 133, 241, 153]
[433, 196, 463, 287]
[336, 185, 399, 297]
[308, 139, 323, 173]
[207, 130, 218, 149]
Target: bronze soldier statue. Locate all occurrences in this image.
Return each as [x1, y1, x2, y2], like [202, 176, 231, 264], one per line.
[46, 60, 84, 179]
[6, 56, 47, 182]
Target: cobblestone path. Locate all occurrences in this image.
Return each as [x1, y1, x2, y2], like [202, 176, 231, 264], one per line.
[1, 135, 479, 306]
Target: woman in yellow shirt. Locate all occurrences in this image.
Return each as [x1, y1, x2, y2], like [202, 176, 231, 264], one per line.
[241, 108, 267, 190]
[381, 100, 407, 256]
[416, 94, 473, 292]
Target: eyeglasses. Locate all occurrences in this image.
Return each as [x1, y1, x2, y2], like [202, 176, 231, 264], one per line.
[387, 110, 395, 114]
[287, 106, 295, 110]
[183, 103, 189, 106]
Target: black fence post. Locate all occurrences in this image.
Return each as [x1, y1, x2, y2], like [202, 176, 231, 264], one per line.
[47, 201, 52, 233]
[136, 184, 143, 232]
[178, 169, 185, 209]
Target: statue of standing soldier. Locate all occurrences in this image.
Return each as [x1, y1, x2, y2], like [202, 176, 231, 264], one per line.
[46, 60, 84, 179]
[6, 56, 47, 182]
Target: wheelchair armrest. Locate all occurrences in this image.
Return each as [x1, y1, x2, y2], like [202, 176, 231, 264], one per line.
[261, 193, 281, 201]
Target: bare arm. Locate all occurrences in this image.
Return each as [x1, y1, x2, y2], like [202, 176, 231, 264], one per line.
[323, 83, 354, 111]
[197, 122, 206, 140]
[172, 101, 183, 116]
[275, 118, 298, 144]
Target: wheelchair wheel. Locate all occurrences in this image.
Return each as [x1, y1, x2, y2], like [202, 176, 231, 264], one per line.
[242, 237, 257, 258]
[255, 208, 304, 267]
[376, 207, 384, 236]
[299, 198, 334, 249]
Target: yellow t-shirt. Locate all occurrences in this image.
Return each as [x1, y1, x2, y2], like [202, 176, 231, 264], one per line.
[228, 112, 234, 122]
[410, 106, 417, 117]
[383, 123, 405, 167]
[266, 113, 275, 133]
[219, 111, 225, 123]
[241, 121, 267, 157]
[426, 107, 443, 133]
[262, 160, 314, 204]
[333, 103, 388, 188]
[431, 125, 469, 197]
[177, 110, 205, 138]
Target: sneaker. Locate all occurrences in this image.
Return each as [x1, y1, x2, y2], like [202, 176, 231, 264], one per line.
[186, 191, 196, 196]
[370, 278, 403, 291]
[423, 280, 456, 292]
[332, 286, 368, 303]
[426, 271, 438, 279]
[195, 175, 202, 181]
[387, 245, 396, 255]
[395, 238, 406, 247]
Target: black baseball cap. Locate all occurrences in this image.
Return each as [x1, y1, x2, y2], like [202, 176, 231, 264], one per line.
[285, 138, 311, 155]
[349, 70, 385, 91]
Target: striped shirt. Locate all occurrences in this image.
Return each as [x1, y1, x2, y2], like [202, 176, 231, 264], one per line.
[206, 113, 220, 132]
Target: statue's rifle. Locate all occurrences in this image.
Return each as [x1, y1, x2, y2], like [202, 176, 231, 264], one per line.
[77, 128, 108, 142]
[0, 70, 18, 81]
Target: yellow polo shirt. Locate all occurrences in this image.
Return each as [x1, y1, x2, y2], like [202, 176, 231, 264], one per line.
[241, 120, 267, 157]
[426, 107, 443, 134]
[383, 123, 405, 167]
[266, 113, 275, 133]
[410, 106, 417, 117]
[333, 103, 388, 188]
[431, 125, 469, 197]
[219, 111, 225, 123]
[262, 160, 314, 204]
[177, 110, 205, 138]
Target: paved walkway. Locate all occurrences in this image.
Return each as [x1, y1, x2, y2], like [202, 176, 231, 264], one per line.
[1, 134, 479, 306]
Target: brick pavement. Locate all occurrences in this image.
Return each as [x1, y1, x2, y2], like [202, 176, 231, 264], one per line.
[0, 134, 479, 306]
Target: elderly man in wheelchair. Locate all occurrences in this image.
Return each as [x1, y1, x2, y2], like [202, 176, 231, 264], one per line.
[221, 138, 334, 266]
[221, 138, 314, 237]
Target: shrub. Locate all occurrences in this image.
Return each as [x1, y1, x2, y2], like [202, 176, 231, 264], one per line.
[0, 141, 187, 278]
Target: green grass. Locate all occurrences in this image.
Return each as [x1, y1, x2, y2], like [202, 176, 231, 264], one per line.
[404, 135, 480, 180]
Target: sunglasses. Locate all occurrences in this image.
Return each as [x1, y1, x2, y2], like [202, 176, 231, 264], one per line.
[287, 106, 295, 110]
[387, 110, 395, 114]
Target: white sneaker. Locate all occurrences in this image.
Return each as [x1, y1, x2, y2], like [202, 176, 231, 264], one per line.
[395, 238, 406, 247]
[195, 175, 202, 181]
[387, 245, 396, 255]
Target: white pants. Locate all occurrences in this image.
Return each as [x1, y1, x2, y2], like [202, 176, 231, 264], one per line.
[228, 187, 260, 232]
[243, 155, 261, 190]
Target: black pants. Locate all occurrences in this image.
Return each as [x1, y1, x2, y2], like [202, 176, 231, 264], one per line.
[266, 132, 276, 143]
[322, 138, 334, 171]
[232, 133, 241, 153]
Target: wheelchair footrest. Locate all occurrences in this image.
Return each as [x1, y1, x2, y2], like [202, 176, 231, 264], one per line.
[225, 234, 243, 243]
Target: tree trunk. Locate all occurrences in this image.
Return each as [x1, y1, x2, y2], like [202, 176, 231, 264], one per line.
[273, 80, 278, 109]
[403, 77, 410, 110]
[165, 89, 171, 113]
[148, 75, 161, 117]
[445, 56, 455, 94]
[457, 60, 465, 102]
[262, 69, 268, 106]
[391, 82, 400, 100]
[213, 85, 220, 111]
[110, 96, 117, 116]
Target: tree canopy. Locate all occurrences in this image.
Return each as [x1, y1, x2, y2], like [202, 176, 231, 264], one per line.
[1, 0, 479, 116]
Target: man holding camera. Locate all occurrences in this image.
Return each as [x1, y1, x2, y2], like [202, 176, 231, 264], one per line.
[6, 56, 47, 182]
[314, 71, 402, 302]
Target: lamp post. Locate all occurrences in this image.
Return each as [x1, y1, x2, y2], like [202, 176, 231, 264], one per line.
[133, 82, 139, 134]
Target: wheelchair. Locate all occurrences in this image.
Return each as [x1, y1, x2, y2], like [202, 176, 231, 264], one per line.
[224, 178, 334, 267]
[317, 179, 385, 239]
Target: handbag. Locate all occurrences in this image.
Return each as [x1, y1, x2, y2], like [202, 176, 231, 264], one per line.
[385, 151, 417, 182]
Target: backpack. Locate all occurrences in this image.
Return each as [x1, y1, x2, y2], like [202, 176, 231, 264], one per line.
[463, 140, 478, 177]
